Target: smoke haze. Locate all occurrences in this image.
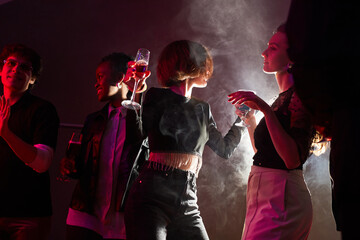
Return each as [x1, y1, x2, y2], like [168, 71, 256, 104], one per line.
[0, 0, 340, 239]
[175, 0, 340, 239]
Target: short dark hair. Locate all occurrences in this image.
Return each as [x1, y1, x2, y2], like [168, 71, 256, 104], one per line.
[0, 43, 42, 87]
[99, 52, 132, 83]
[157, 40, 213, 87]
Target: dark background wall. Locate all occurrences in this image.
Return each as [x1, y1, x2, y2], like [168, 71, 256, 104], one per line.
[0, 0, 340, 239]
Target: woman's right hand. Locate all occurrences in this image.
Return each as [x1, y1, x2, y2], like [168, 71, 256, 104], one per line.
[228, 90, 271, 115]
[235, 103, 257, 127]
[123, 61, 151, 93]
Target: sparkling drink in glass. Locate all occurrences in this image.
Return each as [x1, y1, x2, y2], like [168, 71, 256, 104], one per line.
[234, 89, 257, 127]
[57, 132, 82, 182]
[66, 132, 82, 159]
[122, 48, 150, 110]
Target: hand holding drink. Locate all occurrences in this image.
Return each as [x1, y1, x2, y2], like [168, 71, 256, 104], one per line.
[122, 48, 151, 110]
[235, 103, 254, 127]
[58, 132, 82, 182]
[66, 132, 82, 159]
[228, 89, 258, 127]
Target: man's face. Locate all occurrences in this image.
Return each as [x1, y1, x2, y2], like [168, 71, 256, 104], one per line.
[95, 61, 121, 102]
[0, 55, 35, 94]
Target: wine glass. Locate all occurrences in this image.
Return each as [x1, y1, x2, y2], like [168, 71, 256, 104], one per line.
[66, 132, 82, 159]
[57, 132, 82, 182]
[234, 90, 257, 128]
[122, 48, 150, 110]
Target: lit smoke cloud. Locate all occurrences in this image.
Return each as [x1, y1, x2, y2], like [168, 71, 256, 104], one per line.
[173, 0, 341, 239]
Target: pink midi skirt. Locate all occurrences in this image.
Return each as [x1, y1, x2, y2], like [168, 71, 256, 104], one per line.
[242, 165, 313, 240]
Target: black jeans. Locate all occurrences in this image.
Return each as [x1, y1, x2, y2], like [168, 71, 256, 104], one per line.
[124, 164, 209, 240]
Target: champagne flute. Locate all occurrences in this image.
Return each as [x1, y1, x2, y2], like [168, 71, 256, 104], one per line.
[122, 48, 150, 110]
[66, 132, 82, 159]
[57, 132, 82, 182]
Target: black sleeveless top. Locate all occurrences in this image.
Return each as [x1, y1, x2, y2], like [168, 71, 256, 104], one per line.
[253, 87, 314, 170]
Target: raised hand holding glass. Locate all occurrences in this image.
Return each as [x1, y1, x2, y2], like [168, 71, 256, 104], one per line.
[122, 48, 150, 110]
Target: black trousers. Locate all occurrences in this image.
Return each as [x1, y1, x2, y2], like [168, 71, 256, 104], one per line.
[124, 165, 209, 240]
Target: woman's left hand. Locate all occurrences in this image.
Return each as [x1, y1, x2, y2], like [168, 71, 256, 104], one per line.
[123, 61, 151, 93]
[228, 90, 271, 115]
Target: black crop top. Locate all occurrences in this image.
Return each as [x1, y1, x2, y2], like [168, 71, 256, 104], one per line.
[253, 87, 314, 170]
[142, 87, 244, 159]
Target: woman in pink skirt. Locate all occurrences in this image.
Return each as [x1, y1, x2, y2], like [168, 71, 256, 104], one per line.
[228, 24, 314, 239]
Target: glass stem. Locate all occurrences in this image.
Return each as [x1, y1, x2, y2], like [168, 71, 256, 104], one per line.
[130, 79, 139, 102]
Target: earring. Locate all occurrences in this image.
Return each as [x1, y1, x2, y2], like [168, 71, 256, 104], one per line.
[117, 73, 125, 89]
[287, 63, 293, 73]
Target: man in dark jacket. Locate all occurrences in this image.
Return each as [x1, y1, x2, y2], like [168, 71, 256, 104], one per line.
[60, 52, 149, 240]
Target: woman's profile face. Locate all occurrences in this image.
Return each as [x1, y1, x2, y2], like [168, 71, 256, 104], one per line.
[189, 69, 212, 89]
[261, 32, 290, 74]
[189, 75, 208, 88]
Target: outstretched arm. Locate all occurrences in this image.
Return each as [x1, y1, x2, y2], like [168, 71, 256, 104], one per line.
[206, 104, 245, 159]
